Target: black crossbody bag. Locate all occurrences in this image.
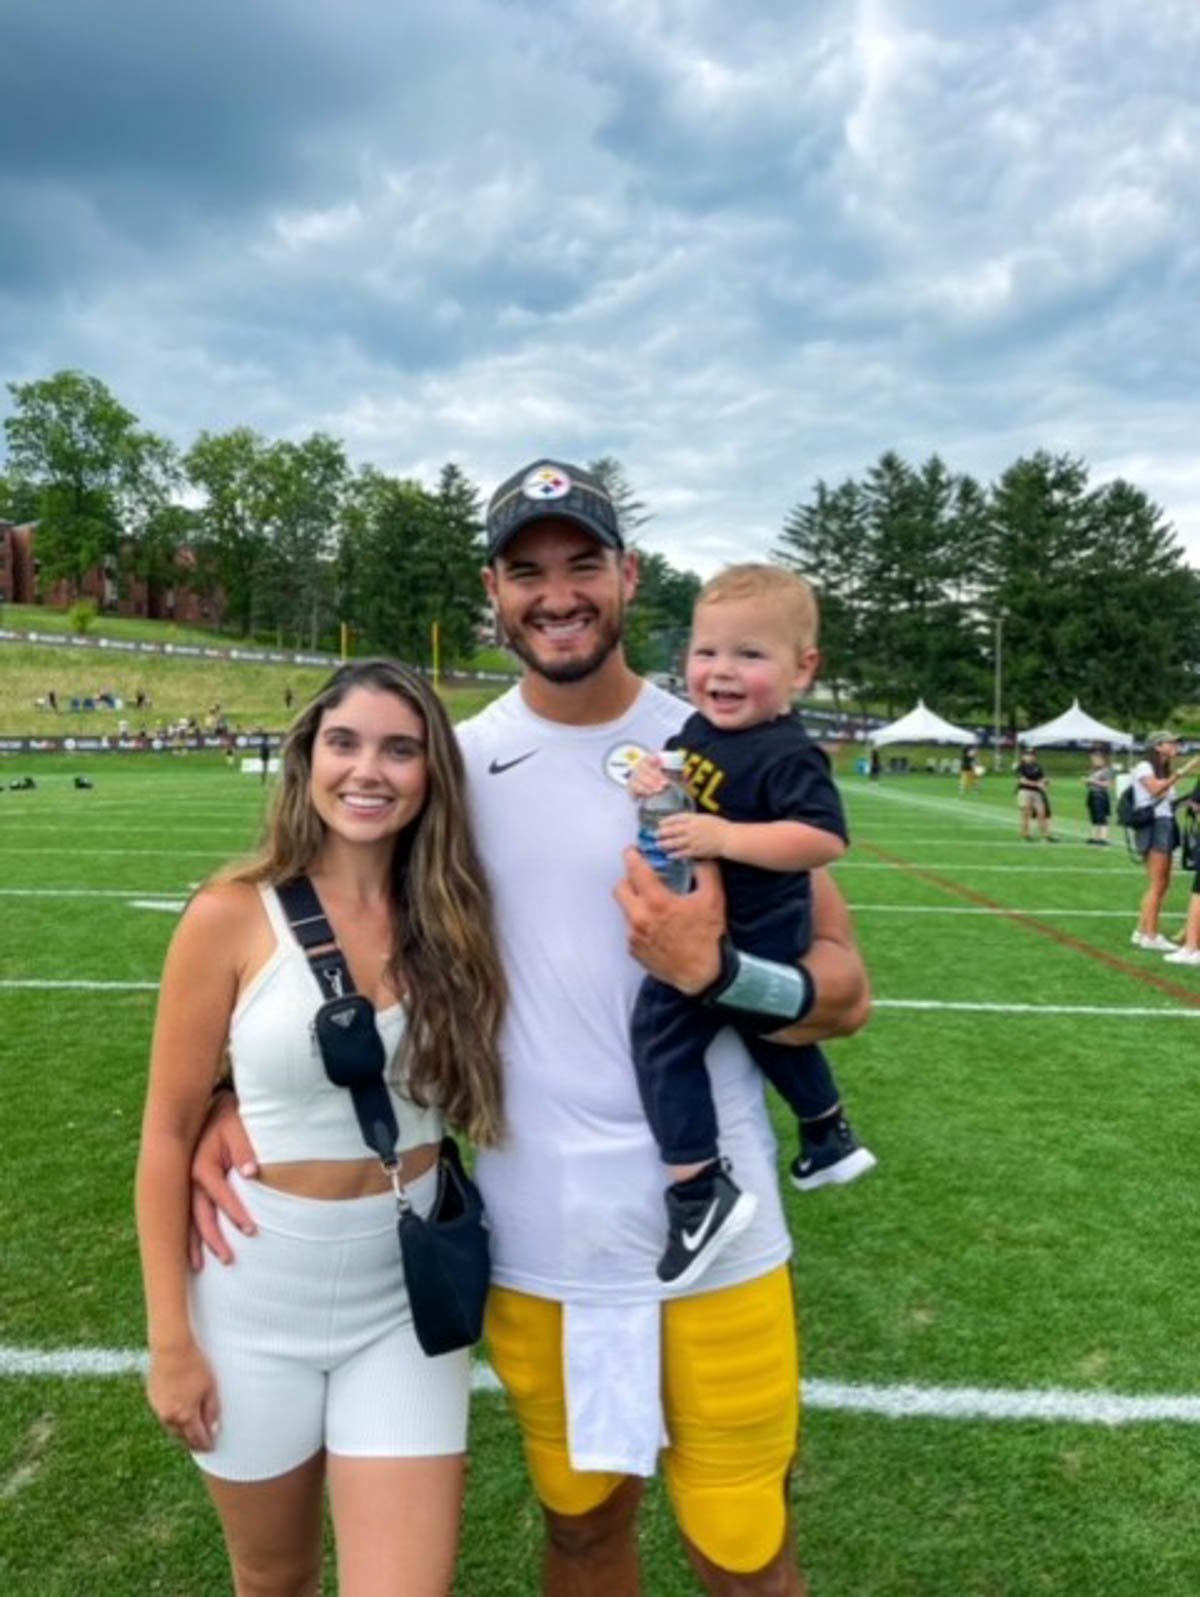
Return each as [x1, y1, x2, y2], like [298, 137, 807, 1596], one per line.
[277, 876, 491, 1358]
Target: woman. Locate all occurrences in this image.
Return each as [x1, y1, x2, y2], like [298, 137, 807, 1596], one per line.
[1160, 774, 1200, 966]
[1128, 730, 1200, 952]
[1082, 747, 1115, 845]
[136, 659, 506, 1597]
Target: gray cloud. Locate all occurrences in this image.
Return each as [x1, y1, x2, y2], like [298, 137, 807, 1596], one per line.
[2, 0, 1198, 575]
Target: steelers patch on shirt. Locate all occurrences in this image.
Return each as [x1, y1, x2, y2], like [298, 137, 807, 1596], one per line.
[604, 742, 649, 788]
[522, 464, 571, 502]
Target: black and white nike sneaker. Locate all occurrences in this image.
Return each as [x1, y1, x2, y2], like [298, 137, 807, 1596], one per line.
[790, 1114, 877, 1192]
[656, 1159, 758, 1289]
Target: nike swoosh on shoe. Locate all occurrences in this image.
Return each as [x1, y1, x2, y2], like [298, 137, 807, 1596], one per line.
[681, 1200, 720, 1253]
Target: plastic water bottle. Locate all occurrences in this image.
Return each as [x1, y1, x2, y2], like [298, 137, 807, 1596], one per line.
[636, 750, 694, 894]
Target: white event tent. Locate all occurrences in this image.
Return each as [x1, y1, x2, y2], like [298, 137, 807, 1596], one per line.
[1019, 699, 1133, 749]
[869, 699, 975, 747]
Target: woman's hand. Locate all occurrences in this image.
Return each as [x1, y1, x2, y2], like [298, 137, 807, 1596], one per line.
[147, 1341, 221, 1452]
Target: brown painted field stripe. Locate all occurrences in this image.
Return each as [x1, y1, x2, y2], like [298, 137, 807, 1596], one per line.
[859, 842, 1200, 1010]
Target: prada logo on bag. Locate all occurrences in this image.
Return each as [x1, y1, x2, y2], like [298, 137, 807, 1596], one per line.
[328, 1006, 359, 1029]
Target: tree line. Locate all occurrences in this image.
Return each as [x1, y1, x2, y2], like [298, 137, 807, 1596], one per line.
[776, 450, 1200, 729]
[0, 370, 701, 670]
[5, 372, 1197, 722]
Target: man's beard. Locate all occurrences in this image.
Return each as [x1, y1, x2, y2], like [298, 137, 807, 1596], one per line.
[503, 607, 624, 684]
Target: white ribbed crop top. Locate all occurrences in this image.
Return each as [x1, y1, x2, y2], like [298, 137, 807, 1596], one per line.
[228, 886, 443, 1163]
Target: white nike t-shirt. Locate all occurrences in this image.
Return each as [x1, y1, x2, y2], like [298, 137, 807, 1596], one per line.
[458, 682, 791, 1304]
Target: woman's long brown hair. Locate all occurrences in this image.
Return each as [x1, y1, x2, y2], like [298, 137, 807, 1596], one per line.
[1150, 744, 1174, 780]
[223, 659, 506, 1145]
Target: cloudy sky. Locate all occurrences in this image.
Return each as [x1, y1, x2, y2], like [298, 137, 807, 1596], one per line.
[2, 0, 1197, 575]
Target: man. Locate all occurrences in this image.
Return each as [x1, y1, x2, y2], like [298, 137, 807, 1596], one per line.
[1015, 746, 1055, 842]
[193, 458, 870, 1595]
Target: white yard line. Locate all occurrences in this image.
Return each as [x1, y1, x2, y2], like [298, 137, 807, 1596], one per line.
[0, 801, 258, 812]
[0, 828, 254, 837]
[847, 904, 1141, 917]
[802, 1379, 1200, 1425]
[0, 980, 159, 992]
[847, 841, 1120, 851]
[3, 1345, 1198, 1425]
[0, 1345, 504, 1391]
[847, 781, 1095, 839]
[844, 825, 1038, 836]
[2, 980, 1194, 1016]
[850, 784, 1014, 813]
[0, 847, 229, 857]
[0, 887, 190, 898]
[874, 1000, 1200, 1017]
[837, 863, 1128, 874]
[0, 887, 192, 900]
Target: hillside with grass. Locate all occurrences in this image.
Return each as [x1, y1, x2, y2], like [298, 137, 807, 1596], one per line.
[0, 610, 517, 735]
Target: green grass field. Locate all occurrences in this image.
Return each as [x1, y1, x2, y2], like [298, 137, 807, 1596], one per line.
[4, 756, 1200, 1594]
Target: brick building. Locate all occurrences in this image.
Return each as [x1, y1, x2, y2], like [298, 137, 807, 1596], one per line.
[0, 523, 37, 605]
[0, 521, 222, 624]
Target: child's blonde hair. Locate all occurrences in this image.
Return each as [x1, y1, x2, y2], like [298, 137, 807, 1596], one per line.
[695, 564, 819, 653]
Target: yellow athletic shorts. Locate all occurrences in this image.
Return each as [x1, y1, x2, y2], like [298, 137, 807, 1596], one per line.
[484, 1264, 800, 1574]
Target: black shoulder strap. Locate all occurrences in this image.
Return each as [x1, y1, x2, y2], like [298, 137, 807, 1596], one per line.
[276, 875, 400, 1166]
[276, 876, 356, 1001]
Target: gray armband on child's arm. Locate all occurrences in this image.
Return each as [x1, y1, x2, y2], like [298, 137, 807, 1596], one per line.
[697, 936, 815, 1036]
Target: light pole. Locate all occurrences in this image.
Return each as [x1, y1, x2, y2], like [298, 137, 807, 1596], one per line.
[992, 614, 1004, 772]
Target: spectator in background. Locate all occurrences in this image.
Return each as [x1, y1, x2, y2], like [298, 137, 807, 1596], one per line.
[959, 744, 980, 796]
[284, 684, 294, 711]
[1015, 747, 1055, 842]
[1082, 748, 1115, 846]
[258, 731, 270, 783]
[48, 689, 58, 713]
[869, 746, 881, 781]
[1129, 731, 1200, 951]
[1164, 776, 1200, 966]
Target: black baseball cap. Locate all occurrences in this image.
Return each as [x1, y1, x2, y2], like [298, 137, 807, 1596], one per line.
[485, 459, 623, 560]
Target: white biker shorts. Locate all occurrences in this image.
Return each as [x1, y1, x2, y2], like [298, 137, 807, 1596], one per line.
[188, 1167, 470, 1481]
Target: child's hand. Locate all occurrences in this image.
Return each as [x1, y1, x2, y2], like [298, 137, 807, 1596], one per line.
[656, 812, 729, 860]
[628, 754, 668, 799]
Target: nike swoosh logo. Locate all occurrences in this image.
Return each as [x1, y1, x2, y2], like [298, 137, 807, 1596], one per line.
[681, 1200, 720, 1253]
[488, 751, 538, 775]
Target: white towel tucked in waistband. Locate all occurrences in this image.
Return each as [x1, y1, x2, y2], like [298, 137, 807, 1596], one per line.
[563, 1299, 667, 1477]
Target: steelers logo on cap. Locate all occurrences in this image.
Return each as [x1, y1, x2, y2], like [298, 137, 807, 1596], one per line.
[522, 465, 572, 502]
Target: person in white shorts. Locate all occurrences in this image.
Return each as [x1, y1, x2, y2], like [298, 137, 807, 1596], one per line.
[136, 659, 506, 1597]
[191, 459, 871, 1596]
[1128, 729, 1200, 951]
